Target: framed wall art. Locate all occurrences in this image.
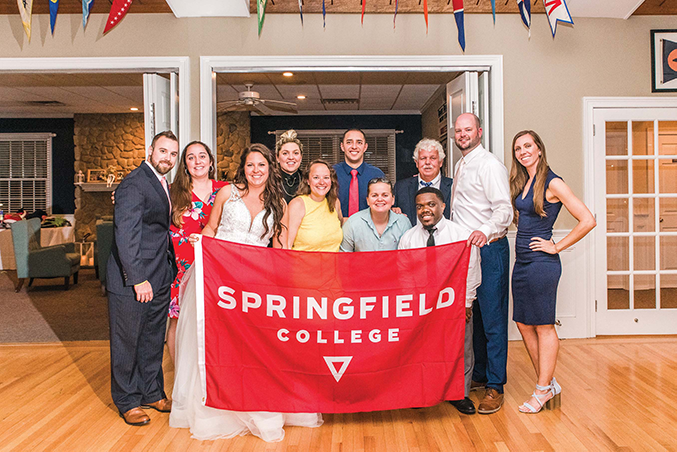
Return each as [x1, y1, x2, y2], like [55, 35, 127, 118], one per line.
[651, 29, 677, 92]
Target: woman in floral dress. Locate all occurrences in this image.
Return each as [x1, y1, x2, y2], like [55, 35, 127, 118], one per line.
[167, 141, 227, 363]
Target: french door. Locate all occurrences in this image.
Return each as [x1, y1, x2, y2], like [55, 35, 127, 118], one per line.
[594, 107, 677, 334]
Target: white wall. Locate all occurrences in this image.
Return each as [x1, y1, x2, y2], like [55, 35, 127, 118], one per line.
[1, 13, 676, 230]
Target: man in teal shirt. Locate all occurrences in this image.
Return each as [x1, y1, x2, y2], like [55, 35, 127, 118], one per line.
[340, 178, 411, 252]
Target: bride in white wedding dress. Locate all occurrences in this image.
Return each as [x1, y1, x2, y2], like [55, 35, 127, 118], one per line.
[169, 144, 323, 441]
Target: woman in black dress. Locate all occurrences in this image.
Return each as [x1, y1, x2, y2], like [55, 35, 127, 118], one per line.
[509, 130, 595, 413]
[276, 129, 303, 203]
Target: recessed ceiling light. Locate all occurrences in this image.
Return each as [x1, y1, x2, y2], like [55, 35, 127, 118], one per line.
[130, 107, 139, 111]
[283, 72, 294, 77]
[297, 95, 306, 100]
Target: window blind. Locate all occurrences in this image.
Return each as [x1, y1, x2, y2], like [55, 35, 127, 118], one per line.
[0, 133, 53, 214]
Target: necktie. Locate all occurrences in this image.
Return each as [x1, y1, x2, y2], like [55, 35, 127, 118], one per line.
[420, 180, 433, 188]
[449, 158, 466, 220]
[348, 169, 359, 216]
[161, 176, 172, 212]
[426, 227, 436, 247]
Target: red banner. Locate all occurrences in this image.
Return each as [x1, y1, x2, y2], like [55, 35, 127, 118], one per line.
[194, 236, 470, 413]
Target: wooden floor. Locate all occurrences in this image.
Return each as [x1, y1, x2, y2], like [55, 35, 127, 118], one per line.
[1, 337, 676, 452]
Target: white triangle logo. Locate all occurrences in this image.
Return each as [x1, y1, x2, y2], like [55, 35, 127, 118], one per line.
[323, 356, 353, 383]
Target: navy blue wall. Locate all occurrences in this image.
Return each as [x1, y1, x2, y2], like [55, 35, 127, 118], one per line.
[250, 115, 421, 182]
[0, 118, 75, 214]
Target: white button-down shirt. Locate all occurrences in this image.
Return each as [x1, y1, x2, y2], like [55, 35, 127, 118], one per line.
[417, 171, 441, 190]
[450, 144, 513, 241]
[398, 218, 481, 308]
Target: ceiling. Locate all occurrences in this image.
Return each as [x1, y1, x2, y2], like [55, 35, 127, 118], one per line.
[216, 71, 458, 114]
[0, 71, 458, 116]
[0, 0, 672, 16]
[0, 73, 144, 116]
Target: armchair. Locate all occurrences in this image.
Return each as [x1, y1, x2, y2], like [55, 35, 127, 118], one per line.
[10, 218, 80, 291]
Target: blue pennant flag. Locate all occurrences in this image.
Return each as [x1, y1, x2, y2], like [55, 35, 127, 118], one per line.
[322, 0, 326, 28]
[82, 0, 94, 30]
[491, 0, 495, 24]
[298, 0, 303, 25]
[517, 0, 531, 31]
[452, 0, 465, 51]
[49, 0, 59, 35]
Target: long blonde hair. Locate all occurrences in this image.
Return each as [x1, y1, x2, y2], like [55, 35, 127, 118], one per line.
[509, 130, 550, 223]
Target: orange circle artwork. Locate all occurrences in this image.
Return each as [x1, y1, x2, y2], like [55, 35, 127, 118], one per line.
[669, 49, 677, 72]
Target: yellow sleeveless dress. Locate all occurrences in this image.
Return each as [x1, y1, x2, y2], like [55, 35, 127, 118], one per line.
[292, 195, 343, 252]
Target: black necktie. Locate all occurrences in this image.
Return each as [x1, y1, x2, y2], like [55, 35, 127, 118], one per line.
[426, 227, 436, 247]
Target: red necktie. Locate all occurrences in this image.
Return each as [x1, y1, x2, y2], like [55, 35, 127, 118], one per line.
[348, 169, 359, 216]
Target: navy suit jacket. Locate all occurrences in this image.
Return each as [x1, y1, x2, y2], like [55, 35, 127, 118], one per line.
[107, 162, 177, 296]
[393, 175, 453, 222]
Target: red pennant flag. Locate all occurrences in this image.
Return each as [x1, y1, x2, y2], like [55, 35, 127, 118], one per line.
[423, 0, 429, 33]
[104, 0, 133, 34]
[361, 0, 365, 24]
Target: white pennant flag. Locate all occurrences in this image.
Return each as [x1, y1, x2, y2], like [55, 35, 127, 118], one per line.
[544, 0, 573, 37]
[17, 0, 33, 41]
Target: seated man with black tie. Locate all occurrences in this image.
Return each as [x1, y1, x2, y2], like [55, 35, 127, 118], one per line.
[393, 138, 452, 222]
[398, 187, 481, 415]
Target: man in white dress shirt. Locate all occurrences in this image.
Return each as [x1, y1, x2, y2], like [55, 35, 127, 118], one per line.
[451, 113, 513, 414]
[398, 187, 481, 415]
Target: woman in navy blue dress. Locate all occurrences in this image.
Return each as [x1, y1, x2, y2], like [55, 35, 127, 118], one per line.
[509, 130, 595, 413]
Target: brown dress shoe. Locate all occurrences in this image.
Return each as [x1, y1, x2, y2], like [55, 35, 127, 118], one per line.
[142, 398, 172, 413]
[478, 388, 504, 414]
[120, 407, 150, 426]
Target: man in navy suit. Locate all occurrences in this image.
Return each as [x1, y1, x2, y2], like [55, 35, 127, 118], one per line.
[393, 138, 452, 223]
[107, 131, 179, 426]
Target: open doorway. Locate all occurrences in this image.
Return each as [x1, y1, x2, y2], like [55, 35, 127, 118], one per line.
[0, 57, 188, 271]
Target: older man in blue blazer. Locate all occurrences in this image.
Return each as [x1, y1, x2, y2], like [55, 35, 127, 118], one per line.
[394, 138, 452, 223]
[107, 131, 179, 426]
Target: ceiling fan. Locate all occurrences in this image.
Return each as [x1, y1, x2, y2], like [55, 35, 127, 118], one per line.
[217, 83, 297, 115]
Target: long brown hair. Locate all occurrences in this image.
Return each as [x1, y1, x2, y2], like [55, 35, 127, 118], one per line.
[234, 143, 286, 241]
[170, 141, 216, 228]
[296, 159, 339, 213]
[509, 130, 550, 223]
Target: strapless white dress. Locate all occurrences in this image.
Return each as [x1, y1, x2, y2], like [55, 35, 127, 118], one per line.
[169, 186, 323, 441]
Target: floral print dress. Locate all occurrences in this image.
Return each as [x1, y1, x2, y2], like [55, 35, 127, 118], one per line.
[169, 180, 228, 318]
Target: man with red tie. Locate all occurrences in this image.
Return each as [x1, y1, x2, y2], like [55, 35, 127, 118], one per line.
[333, 128, 385, 219]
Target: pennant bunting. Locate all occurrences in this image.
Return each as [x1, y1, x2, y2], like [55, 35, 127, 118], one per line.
[393, 0, 398, 28]
[361, 0, 365, 25]
[517, 0, 531, 35]
[298, 0, 303, 25]
[49, 0, 59, 35]
[257, 0, 267, 36]
[491, 0, 495, 24]
[104, 0, 133, 34]
[322, 0, 326, 28]
[423, 0, 429, 33]
[544, 0, 573, 37]
[82, 0, 94, 30]
[17, 0, 33, 41]
[452, 0, 465, 51]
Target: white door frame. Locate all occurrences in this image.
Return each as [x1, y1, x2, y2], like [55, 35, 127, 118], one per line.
[200, 55, 504, 163]
[584, 96, 677, 337]
[0, 57, 191, 153]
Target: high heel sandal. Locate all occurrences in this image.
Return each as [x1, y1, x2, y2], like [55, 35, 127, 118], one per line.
[519, 379, 562, 413]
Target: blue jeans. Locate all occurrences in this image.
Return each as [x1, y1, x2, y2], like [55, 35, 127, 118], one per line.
[472, 236, 510, 393]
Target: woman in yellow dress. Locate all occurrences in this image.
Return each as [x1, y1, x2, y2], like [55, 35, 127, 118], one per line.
[287, 159, 343, 252]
